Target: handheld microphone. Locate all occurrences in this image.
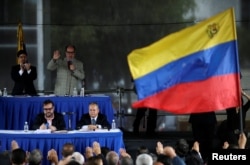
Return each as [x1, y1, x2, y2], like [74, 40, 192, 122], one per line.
[67, 61, 72, 70]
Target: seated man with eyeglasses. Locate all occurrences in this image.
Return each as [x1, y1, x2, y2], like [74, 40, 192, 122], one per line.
[32, 99, 66, 131]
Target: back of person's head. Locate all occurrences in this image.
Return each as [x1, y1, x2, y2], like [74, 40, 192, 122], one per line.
[71, 152, 85, 165]
[0, 151, 12, 165]
[62, 143, 75, 158]
[101, 147, 110, 157]
[28, 149, 43, 165]
[185, 150, 203, 165]
[135, 153, 153, 165]
[156, 154, 172, 165]
[85, 156, 103, 165]
[153, 162, 164, 165]
[119, 156, 134, 165]
[149, 153, 157, 163]
[105, 151, 119, 165]
[11, 148, 26, 165]
[175, 139, 189, 158]
[136, 146, 149, 156]
[66, 159, 81, 165]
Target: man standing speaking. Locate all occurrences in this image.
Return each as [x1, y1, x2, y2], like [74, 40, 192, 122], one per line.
[47, 44, 85, 96]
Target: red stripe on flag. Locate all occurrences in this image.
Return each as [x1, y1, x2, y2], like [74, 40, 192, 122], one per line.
[132, 74, 241, 114]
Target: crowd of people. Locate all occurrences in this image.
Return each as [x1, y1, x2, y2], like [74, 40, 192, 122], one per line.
[0, 130, 247, 165]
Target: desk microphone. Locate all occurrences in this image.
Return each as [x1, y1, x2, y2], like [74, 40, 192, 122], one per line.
[62, 112, 74, 115]
[62, 112, 74, 131]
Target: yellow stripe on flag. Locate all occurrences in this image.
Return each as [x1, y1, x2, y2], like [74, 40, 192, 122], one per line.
[128, 8, 237, 79]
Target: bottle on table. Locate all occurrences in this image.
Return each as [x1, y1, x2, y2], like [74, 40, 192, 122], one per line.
[112, 119, 116, 129]
[80, 88, 85, 97]
[3, 88, 7, 96]
[24, 121, 29, 132]
[72, 87, 78, 96]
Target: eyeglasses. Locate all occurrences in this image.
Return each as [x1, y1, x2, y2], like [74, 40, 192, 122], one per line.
[44, 107, 53, 111]
[66, 51, 75, 54]
[18, 55, 26, 58]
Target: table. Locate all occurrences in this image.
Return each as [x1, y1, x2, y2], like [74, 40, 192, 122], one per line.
[0, 129, 125, 165]
[0, 96, 114, 130]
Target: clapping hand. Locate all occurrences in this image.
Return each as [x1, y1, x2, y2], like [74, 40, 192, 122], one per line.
[20, 62, 31, 71]
[88, 124, 98, 130]
[24, 63, 31, 70]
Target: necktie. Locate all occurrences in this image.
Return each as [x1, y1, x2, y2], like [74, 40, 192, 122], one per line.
[91, 118, 96, 125]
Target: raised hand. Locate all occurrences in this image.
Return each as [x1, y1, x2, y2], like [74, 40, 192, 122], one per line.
[53, 50, 61, 60]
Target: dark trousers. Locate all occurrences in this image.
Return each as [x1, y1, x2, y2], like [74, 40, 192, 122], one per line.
[133, 108, 157, 133]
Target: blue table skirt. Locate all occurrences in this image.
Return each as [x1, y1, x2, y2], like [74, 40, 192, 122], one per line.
[0, 129, 124, 165]
[0, 96, 114, 130]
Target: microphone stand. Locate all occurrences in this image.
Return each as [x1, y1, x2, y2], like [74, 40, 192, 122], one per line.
[116, 87, 125, 129]
[62, 112, 74, 130]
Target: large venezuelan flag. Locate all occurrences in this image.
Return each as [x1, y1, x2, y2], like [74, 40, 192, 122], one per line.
[127, 8, 241, 114]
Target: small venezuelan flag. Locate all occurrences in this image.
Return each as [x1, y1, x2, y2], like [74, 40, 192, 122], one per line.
[17, 21, 26, 52]
[127, 8, 241, 114]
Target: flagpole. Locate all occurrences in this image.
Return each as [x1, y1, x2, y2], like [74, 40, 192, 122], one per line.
[231, 8, 243, 133]
[17, 21, 25, 51]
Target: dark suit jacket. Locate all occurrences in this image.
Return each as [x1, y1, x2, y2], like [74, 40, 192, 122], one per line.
[32, 112, 66, 130]
[77, 113, 111, 129]
[11, 65, 37, 96]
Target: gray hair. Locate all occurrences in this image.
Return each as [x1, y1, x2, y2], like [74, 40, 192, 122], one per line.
[136, 153, 153, 165]
[106, 151, 119, 165]
[71, 152, 85, 165]
[119, 156, 134, 165]
[28, 149, 43, 165]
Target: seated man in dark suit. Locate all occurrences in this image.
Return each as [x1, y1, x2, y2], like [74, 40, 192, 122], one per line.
[32, 99, 66, 131]
[77, 102, 111, 130]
